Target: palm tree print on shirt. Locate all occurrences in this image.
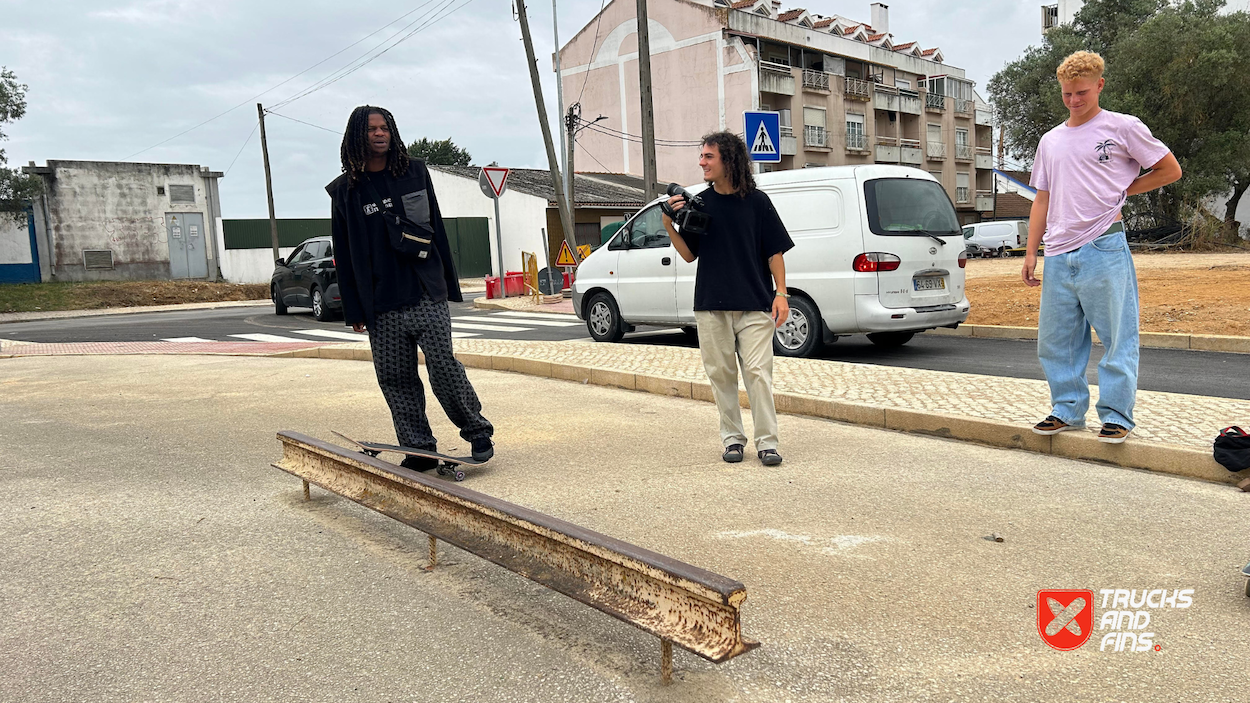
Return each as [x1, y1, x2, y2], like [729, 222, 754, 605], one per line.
[1095, 140, 1117, 163]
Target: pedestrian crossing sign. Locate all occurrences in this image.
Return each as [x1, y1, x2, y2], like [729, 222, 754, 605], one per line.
[744, 111, 782, 163]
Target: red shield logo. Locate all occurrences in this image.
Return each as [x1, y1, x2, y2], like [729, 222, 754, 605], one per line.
[1037, 589, 1094, 650]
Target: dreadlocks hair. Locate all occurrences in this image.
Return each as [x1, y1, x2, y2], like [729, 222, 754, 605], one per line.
[340, 105, 410, 186]
[701, 131, 756, 198]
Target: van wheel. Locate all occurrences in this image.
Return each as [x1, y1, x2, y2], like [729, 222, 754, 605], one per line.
[867, 331, 915, 348]
[996, 246, 1008, 258]
[586, 292, 625, 343]
[681, 326, 698, 343]
[774, 296, 822, 358]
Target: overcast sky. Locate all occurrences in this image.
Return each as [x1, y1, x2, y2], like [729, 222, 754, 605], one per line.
[3, 0, 1242, 218]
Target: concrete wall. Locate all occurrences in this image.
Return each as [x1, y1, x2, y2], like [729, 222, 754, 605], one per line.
[218, 246, 300, 285]
[32, 160, 221, 281]
[427, 170, 549, 276]
[0, 214, 31, 264]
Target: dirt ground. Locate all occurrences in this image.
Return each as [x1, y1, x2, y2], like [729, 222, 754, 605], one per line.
[0, 281, 269, 313]
[964, 251, 1250, 336]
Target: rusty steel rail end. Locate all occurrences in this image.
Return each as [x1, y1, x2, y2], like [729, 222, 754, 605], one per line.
[272, 430, 759, 667]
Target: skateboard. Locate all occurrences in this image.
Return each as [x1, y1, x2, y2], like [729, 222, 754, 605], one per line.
[332, 431, 485, 482]
[1243, 562, 1250, 598]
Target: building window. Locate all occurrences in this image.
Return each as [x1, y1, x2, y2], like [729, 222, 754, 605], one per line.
[846, 113, 866, 151]
[956, 172, 970, 203]
[803, 106, 827, 148]
[896, 78, 912, 90]
[169, 185, 195, 204]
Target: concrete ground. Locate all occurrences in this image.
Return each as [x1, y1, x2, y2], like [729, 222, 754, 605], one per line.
[2, 354, 1248, 702]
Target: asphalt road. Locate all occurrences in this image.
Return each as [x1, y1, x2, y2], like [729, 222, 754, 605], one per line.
[4, 301, 1249, 400]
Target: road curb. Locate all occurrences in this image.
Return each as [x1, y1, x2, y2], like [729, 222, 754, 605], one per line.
[289, 344, 1243, 487]
[927, 324, 1250, 354]
[472, 296, 574, 313]
[0, 299, 272, 325]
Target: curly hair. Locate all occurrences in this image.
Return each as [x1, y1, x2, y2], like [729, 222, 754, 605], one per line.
[340, 105, 410, 186]
[1056, 51, 1105, 82]
[702, 131, 756, 197]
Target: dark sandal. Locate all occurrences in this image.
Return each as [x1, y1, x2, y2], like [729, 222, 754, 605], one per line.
[722, 444, 745, 463]
[758, 449, 783, 466]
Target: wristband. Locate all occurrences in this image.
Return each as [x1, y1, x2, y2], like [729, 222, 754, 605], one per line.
[776, 292, 790, 298]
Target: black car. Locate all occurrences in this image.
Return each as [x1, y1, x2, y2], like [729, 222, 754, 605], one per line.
[271, 236, 342, 321]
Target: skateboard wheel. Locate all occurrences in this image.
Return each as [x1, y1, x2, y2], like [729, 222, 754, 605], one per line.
[1245, 578, 1250, 598]
[454, 470, 466, 482]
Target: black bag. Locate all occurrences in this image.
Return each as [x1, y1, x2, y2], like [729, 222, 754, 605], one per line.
[362, 178, 436, 259]
[1214, 426, 1250, 472]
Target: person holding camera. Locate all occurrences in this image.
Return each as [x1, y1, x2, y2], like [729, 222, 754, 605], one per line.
[662, 131, 794, 466]
[326, 105, 494, 471]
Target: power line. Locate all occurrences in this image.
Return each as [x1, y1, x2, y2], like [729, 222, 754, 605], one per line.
[575, 0, 609, 106]
[223, 120, 261, 175]
[266, 111, 340, 135]
[574, 135, 612, 172]
[575, 115, 702, 145]
[578, 121, 702, 148]
[267, 0, 477, 112]
[124, 2, 445, 159]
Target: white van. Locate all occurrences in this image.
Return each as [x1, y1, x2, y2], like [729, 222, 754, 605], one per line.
[572, 165, 970, 358]
[962, 219, 1028, 257]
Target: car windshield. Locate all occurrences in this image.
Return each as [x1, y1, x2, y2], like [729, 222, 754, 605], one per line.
[864, 178, 961, 236]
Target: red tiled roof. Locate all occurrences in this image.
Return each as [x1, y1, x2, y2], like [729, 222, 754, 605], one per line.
[922, 48, 939, 55]
[894, 41, 916, 50]
[731, 0, 757, 8]
[842, 24, 859, 34]
[777, 8, 805, 21]
[866, 33, 887, 42]
[812, 17, 834, 27]
[994, 193, 1033, 219]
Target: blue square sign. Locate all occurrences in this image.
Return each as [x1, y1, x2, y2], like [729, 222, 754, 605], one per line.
[744, 111, 782, 163]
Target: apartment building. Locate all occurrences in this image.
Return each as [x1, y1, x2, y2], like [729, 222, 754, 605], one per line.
[558, 0, 996, 221]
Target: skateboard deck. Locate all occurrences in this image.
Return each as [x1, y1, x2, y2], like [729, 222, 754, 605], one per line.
[332, 431, 484, 482]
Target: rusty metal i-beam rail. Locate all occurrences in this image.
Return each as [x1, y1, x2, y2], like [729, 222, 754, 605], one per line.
[272, 431, 758, 680]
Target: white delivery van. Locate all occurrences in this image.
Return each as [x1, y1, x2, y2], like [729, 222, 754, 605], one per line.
[962, 219, 1028, 257]
[572, 165, 970, 358]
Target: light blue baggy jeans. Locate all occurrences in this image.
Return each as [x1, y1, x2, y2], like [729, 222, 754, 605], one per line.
[1038, 227, 1139, 429]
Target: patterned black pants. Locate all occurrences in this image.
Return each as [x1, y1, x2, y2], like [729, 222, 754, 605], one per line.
[368, 296, 493, 450]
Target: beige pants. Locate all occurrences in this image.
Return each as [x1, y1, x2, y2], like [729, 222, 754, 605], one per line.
[694, 310, 779, 451]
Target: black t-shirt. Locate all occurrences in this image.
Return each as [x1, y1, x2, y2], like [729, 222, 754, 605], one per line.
[684, 188, 794, 312]
[362, 170, 439, 312]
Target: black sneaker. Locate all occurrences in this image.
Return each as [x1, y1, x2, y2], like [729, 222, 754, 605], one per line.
[758, 449, 783, 466]
[722, 444, 745, 463]
[401, 455, 439, 473]
[471, 437, 494, 462]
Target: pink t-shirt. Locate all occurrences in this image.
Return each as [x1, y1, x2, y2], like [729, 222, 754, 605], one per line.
[1030, 109, 1170, 255]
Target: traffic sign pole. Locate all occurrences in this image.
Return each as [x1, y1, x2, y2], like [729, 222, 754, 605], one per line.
[479, 167, 512, 298]
[493, 197, 505, 297]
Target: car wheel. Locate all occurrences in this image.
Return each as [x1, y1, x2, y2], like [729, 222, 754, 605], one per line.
[773, 296, 822, 358]
[681, 326, 698, 343]
[866, 331, 915, 348]
[586, 292, 625, 343]
[312, 285, 334, 322]
[272, 284, 288, 315]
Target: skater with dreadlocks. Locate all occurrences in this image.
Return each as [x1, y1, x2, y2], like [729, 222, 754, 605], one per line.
[326, 105, 494, 471]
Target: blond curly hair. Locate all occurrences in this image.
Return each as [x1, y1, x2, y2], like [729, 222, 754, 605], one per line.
[1056, 51, 1105, 82]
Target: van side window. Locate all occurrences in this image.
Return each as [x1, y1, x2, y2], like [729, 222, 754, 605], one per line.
[962, 227, 974, 239]
[627, 207, 670, 249]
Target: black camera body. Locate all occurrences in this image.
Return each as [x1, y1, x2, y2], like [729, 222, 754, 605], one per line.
[661, 183, 711, 236]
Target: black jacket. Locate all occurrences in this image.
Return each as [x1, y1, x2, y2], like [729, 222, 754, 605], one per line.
[326, 160, 462, 327]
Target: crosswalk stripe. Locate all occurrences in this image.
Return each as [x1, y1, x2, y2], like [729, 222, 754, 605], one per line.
[229, 333, 309, 343]
[451, 322, 534, 332]
[162, 337, 214, 343]
[451, 332, 479, 339]
[486, 311, 580, 322]
[478, 314, 580, 328]
[292, 329, 370, 341]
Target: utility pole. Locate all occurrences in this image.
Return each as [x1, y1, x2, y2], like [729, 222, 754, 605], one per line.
[516, 0, 579, 263]
[257, 103, 280, 263]
[996, 114, 1006, 171]
[636, 0, 659, 201]
[553, 0, 570, 210]
[566, 104, 579, 257]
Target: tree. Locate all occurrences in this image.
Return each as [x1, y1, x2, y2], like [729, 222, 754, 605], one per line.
[407, 137, 472, 166]
[988, 0, 1250, 237]
[0, 67, 41, 224]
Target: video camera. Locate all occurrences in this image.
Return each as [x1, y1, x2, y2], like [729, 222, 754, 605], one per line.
[660, 183, 711, 236]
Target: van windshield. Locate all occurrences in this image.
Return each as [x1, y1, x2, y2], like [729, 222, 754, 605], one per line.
[863, 178, 961, 237]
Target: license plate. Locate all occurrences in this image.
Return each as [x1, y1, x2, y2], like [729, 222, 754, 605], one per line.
[913, 277, 946, 291]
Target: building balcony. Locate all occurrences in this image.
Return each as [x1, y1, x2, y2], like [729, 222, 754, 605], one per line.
[975, 190, 995, 212]
[975, 147, 993, 170]
[759, 60, 795, 96]
[899, 89, 922, 116]
[781, 135, 798, 156]
[955, 144, 974, 161]
[925, 93, 946, 112]
[844, 77, 872, 101]
[956, 186, 971, 204]
[804, 125, 828, 149]
[975, 108, 993, 126]
[900, 138, 923, 165]
[802, 69, 831, 93]
[955, 98, 974, 116]
[875, 136, 901, 163]
[927, 141, 947, 160]
[845, 132, 868, 152]
[873, 84, 898, 112]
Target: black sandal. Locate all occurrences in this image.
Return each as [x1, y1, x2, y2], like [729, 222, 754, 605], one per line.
[722, 444, 745, 463]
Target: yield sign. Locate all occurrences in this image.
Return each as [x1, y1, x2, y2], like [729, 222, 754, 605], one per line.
[555, 240, 579, 266]
[480, 167, 510, 198]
